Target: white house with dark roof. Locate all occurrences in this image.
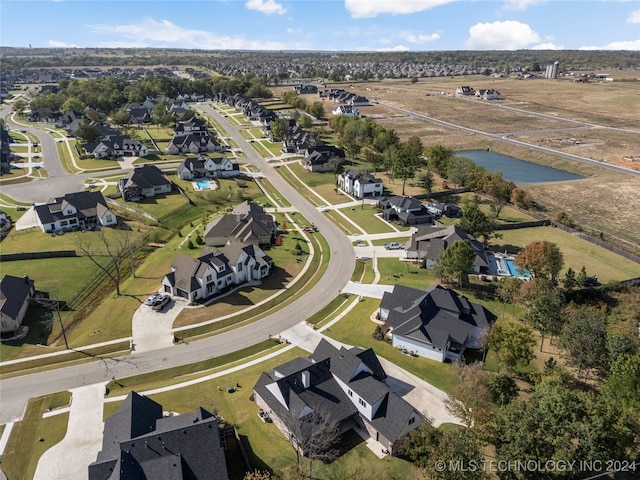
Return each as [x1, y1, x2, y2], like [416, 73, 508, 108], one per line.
[85, 135, 148, 159]
[338, 169, 383, 199]
[162, 242, 273, 302]
[176, 155, 239, 180]
[88, 391, 229, 480]
[380, 284, 495, 362]
[34, 191, 117, 233]
[253, 338, 423, 456]
[378, 196, 435, 227]
[405, 225, 489, 274]
[203, 200, 276, 246]
[332, 105, 361, 117]
[1, 274, 35, 337]
[118, 164, 172, 201]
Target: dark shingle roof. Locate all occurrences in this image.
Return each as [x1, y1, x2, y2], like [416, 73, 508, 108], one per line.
[0, 275, 34, 323]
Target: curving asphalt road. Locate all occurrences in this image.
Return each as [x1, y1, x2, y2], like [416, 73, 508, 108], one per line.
[0, 104, 355, 424]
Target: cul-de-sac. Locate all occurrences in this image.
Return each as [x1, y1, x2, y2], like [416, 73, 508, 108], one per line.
[1, 45, 639, 480]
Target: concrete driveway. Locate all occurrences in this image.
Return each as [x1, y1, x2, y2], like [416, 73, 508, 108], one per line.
[34, 383, 107, 480]
[131, 296, 187, 353]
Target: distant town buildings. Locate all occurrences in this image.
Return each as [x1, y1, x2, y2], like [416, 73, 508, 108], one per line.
[544, 61, 560, 79]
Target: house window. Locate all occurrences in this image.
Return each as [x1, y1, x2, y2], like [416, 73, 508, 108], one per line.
[348, 389, 352, 397]
[105, 215, 113, 223]
[206, 275, 212, 282]
[217, 280, 223, 286]
[238, 263, 242, 272]
[358, 398, 366, 407]
[1, 320, 6, 328]
[408, 417, 415, 425]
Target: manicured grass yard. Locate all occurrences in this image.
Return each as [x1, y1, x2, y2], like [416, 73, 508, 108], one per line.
[1, 392, 71, 480]
[338, 204, 398, 234]
[489, 226, 640, 283]
[285, 162, 346, 205]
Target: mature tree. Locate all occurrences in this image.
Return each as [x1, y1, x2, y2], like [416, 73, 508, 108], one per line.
[270, 117, 290, 142]
[404, 135, 424, 159]
[425, 429, 489, 480]
[445, 361, 493, 428]
[484, 174, 514, 219]
[487, 373, 518, 406]
[563, 267, 577, 290]
[576, 265, 588, 287]
[447, 156, 476, 188]
[385, 144, 418, 196]
[340, 119, 366, 162]
[601, 353, 640, 408]
[606, 333, 638, 365]
[559, 306, 608, 378]
[363, 149, 383, 172]
[459, 196, 499, 246]
[495, 276, 522, 318]
[110, 110, 132, 127]
[75, 122, 103, 144]
[488, 321, 535, 372]
[152, 102, 173, 128]
[425, 144, 454, 177]
[286, 410, 339, 479]
[422, 170, 435, 193]
[61, 97, 86, 114]
[246, 81, 272, 99]
[521, 279, 566, 351]
[297, 114, 313, 129]
[72, 229, 134, 297]
[372, 128, 399, 153]
[12, 98, 28, 116]
[434, 240, 476, 287]
[514, 240, 564, 285]
[305, 101, 325, 119]
[404, 424, 439, 468]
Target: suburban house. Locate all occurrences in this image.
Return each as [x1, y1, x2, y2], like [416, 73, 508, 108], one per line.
[203, 201, 276, 246]
[118, 164, 172, 201]
[475, 88, 500, 100]
[380, 284, 496, 362]
[0, 274, 35, 338]
[300, 146, 345, 172]
[253, 339, 424, 456]
[405, 225, 489, 274]
[426, 203, 461, 218]
[34, 191, 117, 233]
[85, 135, 148, 159]
[332, 105, 361, 117]
[455, 86, 475, 96]
[88, 391, 229, 480]
[162, 242, 273, 302]
[295, 84, 318, 94]
[176, 155, 240, 180]
[27, 107, 61, 123]
[338, 169, 384, 199]
[378, 196, 435, 227]
[55, 111, 83, 135]
[167, 117, 221, 155]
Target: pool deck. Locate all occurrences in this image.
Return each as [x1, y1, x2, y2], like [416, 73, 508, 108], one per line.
[486, 252, 530, 279]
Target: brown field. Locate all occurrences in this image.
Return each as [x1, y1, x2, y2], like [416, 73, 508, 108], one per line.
[302, 76, 640, 255]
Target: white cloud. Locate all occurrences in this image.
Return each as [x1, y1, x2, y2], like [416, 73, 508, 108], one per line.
[502, 0, 544, 12]
[245, 0, 286, 15]
[627, 9, 640, 23]
[48, 40, 78, 48]
[465, 20, 541, 50]
[345, 0, 455, 18]
[531, 42, 563, 50]
[580, 39, 640, 50]
[376, 45, 410, 51]
[89, 18, 287, 50]
[401, 32, 441, 44]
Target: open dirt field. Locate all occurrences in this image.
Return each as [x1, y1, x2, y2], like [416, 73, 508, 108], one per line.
[283, 75, 640, 254]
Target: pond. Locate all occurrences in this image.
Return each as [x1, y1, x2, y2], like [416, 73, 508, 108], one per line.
[456, 150, 586, 184]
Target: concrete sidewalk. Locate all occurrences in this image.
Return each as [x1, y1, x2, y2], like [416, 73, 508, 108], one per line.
[34, 383, 107, 480]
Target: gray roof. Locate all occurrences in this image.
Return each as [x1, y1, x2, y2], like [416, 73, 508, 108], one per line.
[0, 275, 34, 323]
[121, 165, 171, 190]
[34, 191, 111, 226]
[383, 284, 495, 350]
[408, 225, 488, 268]
[204, 201, 274, 245]
[89, 392, 228, 480]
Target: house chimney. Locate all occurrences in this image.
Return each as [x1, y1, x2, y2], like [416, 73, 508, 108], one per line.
[24, 274, 29, 284]
[301, 370, 310, 389]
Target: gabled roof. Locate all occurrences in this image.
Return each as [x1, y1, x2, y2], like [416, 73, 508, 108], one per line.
[382, 285, 495, 350]
[121, 165, 171, 190]
[409, 225, 488, 268]
[0, 275, 34, 322]
[34, 191, 112, 225]
[89, 392, 228, 480]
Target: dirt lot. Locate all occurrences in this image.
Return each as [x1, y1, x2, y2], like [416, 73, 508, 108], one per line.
[278, 75, 640, 254]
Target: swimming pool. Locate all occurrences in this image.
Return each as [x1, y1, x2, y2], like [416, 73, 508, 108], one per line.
[505, 258, 531, 279]
[194, 181, 211, 190]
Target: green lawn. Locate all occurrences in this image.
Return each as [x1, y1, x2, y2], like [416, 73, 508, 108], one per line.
[489, 226, 640, 283]
[338, 204, 398, 234]
[255, 140, 284, 157]
[1, 392, 71, 480]
[286, 162, 346, 205]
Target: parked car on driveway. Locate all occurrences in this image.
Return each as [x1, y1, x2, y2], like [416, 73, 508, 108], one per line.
[152, 295, 170, 311]
[143, 293, 162, 306]
[384, 242, 404, 250]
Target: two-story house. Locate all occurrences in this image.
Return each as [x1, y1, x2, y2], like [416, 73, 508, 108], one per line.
[338, 169, 383, 199]
[176, 155, 240, 180]
[34, 191, 117, 233]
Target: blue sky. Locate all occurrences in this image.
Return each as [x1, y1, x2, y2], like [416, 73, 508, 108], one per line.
[1, 0, 639, 51]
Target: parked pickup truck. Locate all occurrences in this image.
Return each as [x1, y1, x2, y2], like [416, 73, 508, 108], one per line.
[384, 242, 404, 250]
